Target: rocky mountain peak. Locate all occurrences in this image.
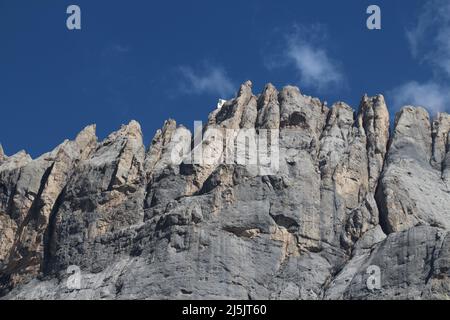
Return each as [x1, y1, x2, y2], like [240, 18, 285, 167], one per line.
[238, 80, 253, 96]
[1, 81, 449, 300]
[0, 144, 5, 163]
[75, 124, 97, 147]
[431, 113, 450, 170]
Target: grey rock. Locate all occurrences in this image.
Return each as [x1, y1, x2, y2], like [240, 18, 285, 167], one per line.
[257, 83, 280, 129]
[215, 80, 254, 129]
[377, 107, 450, 233]
[331, 226, 448, 300]
[431, 113, 450, 170]
[46, 121, 146, 275]
[444, 133, 450, 184]
[0, 125, 97, 291]
[0, 144, 5, 164]
[356, 95, 390, 191]
[1, 82, 449, 300]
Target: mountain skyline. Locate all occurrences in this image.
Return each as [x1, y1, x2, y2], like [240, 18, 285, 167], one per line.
[1, 0, 449, 158]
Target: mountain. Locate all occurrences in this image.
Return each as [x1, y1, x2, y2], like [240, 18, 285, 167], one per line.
[0, 81, 449, 300]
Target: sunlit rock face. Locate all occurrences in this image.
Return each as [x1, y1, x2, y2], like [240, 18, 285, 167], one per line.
[0, 82, 449, 300]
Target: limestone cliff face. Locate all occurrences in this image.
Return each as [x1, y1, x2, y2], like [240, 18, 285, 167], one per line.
[0, 82, 449, 300]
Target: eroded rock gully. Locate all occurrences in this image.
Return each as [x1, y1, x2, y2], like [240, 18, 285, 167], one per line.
[0, 81, 449, 299]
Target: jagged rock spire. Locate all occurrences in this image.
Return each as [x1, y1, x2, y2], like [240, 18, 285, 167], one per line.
[0, 143, 5, 161]
[431, 113, 450, 170]
[238, 80, 253, 98]
[357, 94, 390, 191]
[256, 83, 279, 129]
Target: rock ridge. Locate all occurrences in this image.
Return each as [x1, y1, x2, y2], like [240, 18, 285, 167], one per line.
[0, 82, 449, 299]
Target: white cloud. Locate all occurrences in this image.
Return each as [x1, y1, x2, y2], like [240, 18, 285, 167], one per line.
[286, 42, 344, 91]
[265, 25, 345, 92]
[406, 0, 450, 77]
[178, 65, 235, 98]
[390, 81, 449, 114]
[391, 1, 450, 115]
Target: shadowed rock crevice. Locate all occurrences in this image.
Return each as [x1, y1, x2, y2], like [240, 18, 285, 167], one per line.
[41, 187, 66, 276]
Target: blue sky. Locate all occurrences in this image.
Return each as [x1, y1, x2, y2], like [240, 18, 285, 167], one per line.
[1, 0, 449, 157]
